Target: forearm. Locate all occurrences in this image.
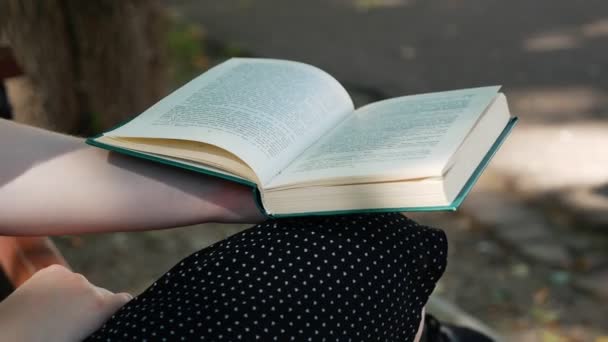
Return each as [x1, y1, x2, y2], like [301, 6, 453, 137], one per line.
[0, 119, 264, 235]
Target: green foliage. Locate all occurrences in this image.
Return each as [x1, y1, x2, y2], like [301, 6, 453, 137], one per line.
[167, 18, 209, 88]
[88, 111, 103, 135]
[166, 16, 251, 90]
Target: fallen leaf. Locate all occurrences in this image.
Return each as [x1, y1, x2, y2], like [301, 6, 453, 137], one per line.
[534, 287, 550, 305]
[531, 307, 560, 324]
[69, 236, 84, 248]
[512, 263, 530, 277]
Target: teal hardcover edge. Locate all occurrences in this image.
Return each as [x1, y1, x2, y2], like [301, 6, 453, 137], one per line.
[268, 116, 518, 218]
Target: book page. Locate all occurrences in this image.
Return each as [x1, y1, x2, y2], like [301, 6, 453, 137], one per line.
[105, 58, 354, 184]
[267, 86, 501, 188]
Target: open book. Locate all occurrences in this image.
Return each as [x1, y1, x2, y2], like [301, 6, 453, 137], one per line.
[87, 58, 517, 217]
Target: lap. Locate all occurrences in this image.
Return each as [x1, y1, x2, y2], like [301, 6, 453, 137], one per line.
[86, 213, 447, 342]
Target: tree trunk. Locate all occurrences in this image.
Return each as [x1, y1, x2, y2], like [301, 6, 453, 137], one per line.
[0, 0, 167, 134]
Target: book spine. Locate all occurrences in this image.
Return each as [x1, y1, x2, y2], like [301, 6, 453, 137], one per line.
[251, 186, 272, 219]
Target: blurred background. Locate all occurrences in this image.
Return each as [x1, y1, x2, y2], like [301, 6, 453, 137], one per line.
[1, 0, 607, 340]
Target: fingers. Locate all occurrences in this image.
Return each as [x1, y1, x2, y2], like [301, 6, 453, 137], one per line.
[70, 289, 133, 341]
[3, 265, 135, 342]
[95, 288, 133, 319]
[93, 285, 115, 297]
[104, 292, 133, 313]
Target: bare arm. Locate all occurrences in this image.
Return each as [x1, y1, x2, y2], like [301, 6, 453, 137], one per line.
[0, 119, 265, 235]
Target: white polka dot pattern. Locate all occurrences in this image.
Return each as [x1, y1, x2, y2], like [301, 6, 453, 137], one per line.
[86, 213, 447, 342]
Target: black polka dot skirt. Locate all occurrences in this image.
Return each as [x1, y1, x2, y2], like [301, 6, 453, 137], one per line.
[86, 213, 447, 341]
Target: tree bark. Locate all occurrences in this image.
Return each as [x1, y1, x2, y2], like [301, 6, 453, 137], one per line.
[0, 0, 167, 134]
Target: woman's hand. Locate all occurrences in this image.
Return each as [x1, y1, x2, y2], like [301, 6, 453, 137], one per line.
[0, 265, 132, 342]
